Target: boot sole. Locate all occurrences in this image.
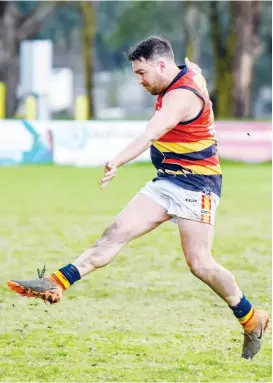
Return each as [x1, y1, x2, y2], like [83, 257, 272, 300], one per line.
[7, 281, 61, 304]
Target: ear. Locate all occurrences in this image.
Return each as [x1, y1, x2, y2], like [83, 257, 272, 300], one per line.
[158, 61, 165, 72]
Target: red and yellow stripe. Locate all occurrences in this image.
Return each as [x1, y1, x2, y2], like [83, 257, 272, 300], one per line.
[51, 270, 70, 290]
[158, 129, 216, 143]
[153, 138, 215, 154]
[201, 194, 211, 224]
[162, 157, 222, 176]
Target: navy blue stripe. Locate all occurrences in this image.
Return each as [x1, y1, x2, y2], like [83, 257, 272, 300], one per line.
[59, 264, 81, 285]
[150, 146, 222, 197]
[150, 145, 164, 167]
[231, 296, 252, 319]
[151, 143, 217, 161]
[153, 173, 222, 197]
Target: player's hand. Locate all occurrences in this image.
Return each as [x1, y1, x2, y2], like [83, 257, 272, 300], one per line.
[185, 57, 202, 75]
[99, 161, 117, 189]
[185, 57, 209, 97]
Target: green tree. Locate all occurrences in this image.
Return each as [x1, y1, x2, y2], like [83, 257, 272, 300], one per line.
[78, 1, 95, 119]
[232, 1, 263, 118]
[57, 1, 95, 119]
[208, 1, 234, 118]
[106, 1, 187, 63]
[184, 1, 200, 63]
[0, 1, 57, 117]
[104, 1, 269, 119]
[208, 1, 264, 119]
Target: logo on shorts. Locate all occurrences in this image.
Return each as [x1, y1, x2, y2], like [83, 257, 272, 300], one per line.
[185, 198, 197, 203]
[201, 209, 211, 215]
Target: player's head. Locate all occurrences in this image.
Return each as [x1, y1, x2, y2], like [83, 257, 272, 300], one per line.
[126, 36, 175, 95]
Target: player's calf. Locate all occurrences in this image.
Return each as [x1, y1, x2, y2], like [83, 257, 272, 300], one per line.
[7, 223, 133, 304]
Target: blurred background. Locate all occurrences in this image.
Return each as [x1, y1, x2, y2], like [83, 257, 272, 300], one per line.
[0, 0, 271, 166]
[0, 0, 272, 121]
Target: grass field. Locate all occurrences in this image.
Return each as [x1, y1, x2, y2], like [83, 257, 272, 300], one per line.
[0, 162, 271, 382]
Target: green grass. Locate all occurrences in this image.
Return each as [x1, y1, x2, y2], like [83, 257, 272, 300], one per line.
[0, 162, 271, 382]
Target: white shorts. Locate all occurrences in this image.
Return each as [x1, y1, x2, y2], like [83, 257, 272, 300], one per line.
[138, 179, 220, 225]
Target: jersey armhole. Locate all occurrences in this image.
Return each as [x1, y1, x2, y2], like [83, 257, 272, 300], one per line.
[175, 86, 205, 125]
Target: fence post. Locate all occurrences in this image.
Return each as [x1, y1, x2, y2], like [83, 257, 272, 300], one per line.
[75, 95, 89, 120]
[25, 95, 37, 120]
[0, 82, 6, 119]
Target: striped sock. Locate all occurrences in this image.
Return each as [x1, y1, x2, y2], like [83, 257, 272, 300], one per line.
[231, 295, 258, 330]
[51, 264, 81, 290]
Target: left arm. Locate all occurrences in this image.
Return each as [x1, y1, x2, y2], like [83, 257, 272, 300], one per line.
[100, 89, 201, 188]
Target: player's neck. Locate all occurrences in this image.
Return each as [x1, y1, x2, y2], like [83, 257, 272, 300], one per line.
[164, 65, 181, 90]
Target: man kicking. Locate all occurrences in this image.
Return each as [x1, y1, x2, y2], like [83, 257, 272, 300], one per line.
[8, 36, 269, 360]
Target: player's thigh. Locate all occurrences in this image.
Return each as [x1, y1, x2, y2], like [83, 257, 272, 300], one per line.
[177, 218, 214, 266]
[114, 193, 171, 241]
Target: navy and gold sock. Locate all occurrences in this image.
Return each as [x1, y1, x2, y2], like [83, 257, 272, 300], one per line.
[231, 295, 257, 329]
[51, 264, 81, 290]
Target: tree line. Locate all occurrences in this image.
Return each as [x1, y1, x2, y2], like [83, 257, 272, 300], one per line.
[0, 0, 271, 119]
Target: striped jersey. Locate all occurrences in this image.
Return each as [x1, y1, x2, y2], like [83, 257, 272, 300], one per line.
[150, 65, 222, 197]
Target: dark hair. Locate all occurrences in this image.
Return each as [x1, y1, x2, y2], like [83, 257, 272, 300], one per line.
[126, 36, 174, 61]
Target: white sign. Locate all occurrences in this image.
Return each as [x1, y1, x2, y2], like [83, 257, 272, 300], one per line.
[0, 120, 53, 165]
[20, 40, 53, 95]
[49, 68, 73, 112]
[50, 121, 150, 166]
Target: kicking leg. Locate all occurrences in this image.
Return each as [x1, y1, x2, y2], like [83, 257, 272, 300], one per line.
[73, 193, 171, 276]
[8, 194, 170, 303]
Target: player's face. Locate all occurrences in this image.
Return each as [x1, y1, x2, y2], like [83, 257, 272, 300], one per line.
[132, 58, 165, 95]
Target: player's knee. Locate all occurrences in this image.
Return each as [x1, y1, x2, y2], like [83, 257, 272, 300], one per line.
[186, 253, 215, 279]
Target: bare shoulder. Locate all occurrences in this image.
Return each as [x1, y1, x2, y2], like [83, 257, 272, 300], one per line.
[156, 88, 203, 126]
[161, 89, 203, 121]
[163, 88, 201, 105]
